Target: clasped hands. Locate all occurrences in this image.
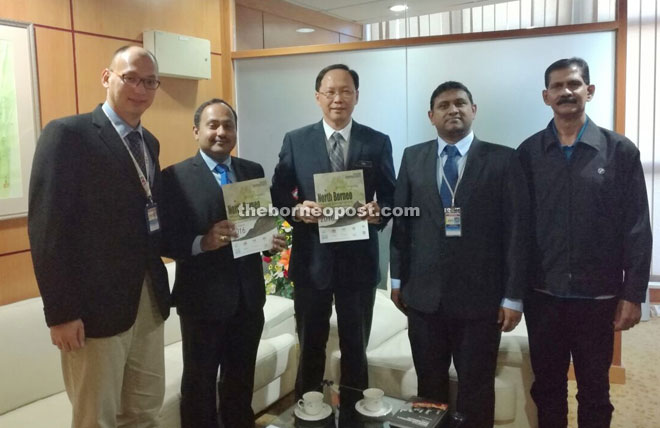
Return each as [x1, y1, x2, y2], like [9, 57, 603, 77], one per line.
[294, 200, 382, 224]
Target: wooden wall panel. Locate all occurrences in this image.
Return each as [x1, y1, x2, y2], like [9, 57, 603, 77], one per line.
[73, 35, 127, 114]
[264, 13, 339, 49]
[147, 56, 224, 168]
[0, 0, 71, 29]
[236, 4, 263, 50]
[0, 252, 39, 305]
[0, 218, 29, 254]
[35, 27, 77, 126]
[72, 0, 222, 52]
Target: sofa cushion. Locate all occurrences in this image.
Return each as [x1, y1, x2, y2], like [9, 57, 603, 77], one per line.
[0, 297, 64, 415]
[254, 333, 296, 391]
[0, 391, 70, 428]
[329, 291, 408, 353]
[262, 295, 295, 339]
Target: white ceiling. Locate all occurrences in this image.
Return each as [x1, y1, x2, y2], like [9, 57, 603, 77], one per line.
[284, 0, 492, 24]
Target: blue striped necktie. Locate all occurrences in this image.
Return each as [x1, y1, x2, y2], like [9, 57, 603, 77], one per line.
[214, 163, 231, 185]
[440, 145, 460, 207]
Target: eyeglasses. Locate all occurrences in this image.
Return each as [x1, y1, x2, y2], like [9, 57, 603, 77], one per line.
[317, 89, 355, 100]
[109, 70, 161, 90]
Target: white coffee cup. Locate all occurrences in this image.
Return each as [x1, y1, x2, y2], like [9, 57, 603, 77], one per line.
[362, 387, 385, 412]
[297, 391, 324, 416]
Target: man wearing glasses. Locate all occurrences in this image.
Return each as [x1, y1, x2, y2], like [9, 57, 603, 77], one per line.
[28, 45, 170, 427]
[271, 63, 396, 425]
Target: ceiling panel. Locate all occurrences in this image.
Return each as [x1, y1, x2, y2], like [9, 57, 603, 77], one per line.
[285, 0, 495, 24]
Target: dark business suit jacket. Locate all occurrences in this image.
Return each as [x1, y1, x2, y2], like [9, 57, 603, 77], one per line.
[161, 153, 266, 319]
[28, 104, 170, 338]
[271, 120, 396, 290]
[390, 138, 530, 320]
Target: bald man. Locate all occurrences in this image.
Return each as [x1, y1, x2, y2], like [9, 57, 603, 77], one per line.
[28, 45, 171, 427]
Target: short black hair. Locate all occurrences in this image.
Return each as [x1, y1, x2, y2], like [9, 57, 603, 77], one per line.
[429, 81, 474, 110]
[315, 64, 359, 91]
[193, 98, 237, 128]
[110, 45, 159, 72]
[544, 57, 590, 88]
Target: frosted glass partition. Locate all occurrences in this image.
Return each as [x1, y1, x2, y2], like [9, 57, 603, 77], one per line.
[235, 48, 407, 180]
[406, 32, 615, 154]
[235, 31, 615, 178]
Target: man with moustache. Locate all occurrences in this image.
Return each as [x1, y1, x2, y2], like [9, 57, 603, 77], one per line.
[390, 81, 529, 427]
[162, 98, 286, 428]
[271, 64, 395, 423]
[518, 58, 651, 428]
[28, 46, 170, 427]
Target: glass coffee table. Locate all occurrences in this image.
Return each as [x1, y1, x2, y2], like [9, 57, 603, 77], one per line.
[267, 396, 406, 428]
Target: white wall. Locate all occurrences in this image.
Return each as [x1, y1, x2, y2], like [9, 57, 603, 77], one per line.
[235, 31, 615, 178]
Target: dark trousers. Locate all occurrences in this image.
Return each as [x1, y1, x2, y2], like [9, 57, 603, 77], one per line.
[407, 305, 501, 428]
[293, 284, 376, 411]
[179, 306, 265, 428]
[525, 291, 618, 428]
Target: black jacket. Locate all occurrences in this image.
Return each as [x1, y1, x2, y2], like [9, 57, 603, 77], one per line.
[517, 118, 652, 302]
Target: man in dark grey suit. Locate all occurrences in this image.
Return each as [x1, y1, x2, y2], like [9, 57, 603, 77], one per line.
[390, 81, 530, 428]
[271, 64, 396, 423]
[28, 45, 170, 427]
[162, 99, 285, 428]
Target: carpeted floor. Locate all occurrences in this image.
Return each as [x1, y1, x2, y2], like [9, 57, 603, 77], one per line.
[256, 317, 660, 427]
[567, 316, 660, 427]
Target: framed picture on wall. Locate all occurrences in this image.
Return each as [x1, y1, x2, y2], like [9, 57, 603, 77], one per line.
[0, 19, 40, 220]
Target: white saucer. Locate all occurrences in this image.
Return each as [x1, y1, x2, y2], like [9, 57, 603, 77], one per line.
[355, 399, 393, 417]
[294, 403, 333, 421]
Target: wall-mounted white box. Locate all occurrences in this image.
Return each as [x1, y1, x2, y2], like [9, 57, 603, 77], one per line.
[143, 30, 211, 80]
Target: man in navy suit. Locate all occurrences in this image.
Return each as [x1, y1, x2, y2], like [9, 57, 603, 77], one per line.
[28, 45, 170, 427]
[162, 99, 285, 428]
[390, 81, 530, 427]
[271, 64, 396, 423]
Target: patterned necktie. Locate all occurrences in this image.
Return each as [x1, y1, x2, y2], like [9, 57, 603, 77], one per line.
[214, 163, 231, 186]
[329, 132, 345, 172]
[440, 145, 461, 207]
[126, 131, 146, 175]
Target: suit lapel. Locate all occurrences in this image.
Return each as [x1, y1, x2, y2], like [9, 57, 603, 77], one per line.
[347, 121, 364, 168]
[421, 140, 447, 230]
[92, 105, 145, 194]
[231, 156, 246, 182]
[193, 152, 226, 216]
[310, 121, 331, 173]
[455, 138, 487, 208]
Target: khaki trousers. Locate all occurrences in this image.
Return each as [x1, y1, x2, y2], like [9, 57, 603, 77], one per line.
[61, 276, 165, 428]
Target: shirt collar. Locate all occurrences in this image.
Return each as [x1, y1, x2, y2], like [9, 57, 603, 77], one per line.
[199, 149, 232, 172]
[437, 131, 474, 157]
[543, 116, 601, 152]
[102, 101, 143, 139]
[322, 119, 352, 142]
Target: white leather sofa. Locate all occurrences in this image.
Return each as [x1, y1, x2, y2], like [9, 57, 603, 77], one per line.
[324, 291, 538, 428]
[0, 262, 298, 428]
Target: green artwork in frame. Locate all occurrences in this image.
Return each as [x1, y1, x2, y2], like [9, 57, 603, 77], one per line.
[0, 38, 22, 199]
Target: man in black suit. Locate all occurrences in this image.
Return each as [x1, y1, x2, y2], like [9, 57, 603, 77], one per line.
[271, 64, 396, 422]
[390, 81, 529, 427]
[162, 99, 286, 428]
[28, 46, 170, 427]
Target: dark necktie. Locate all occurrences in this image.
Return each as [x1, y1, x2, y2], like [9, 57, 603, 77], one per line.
[214, 163, 231, 185]
[126, 131, 146, 176]
[440, 145, 461, 207]
[329, 132, 345, 172]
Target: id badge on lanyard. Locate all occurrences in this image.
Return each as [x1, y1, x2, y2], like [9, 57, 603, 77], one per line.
[126, 134, 160, 235]
[444, 207, 461, 237]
